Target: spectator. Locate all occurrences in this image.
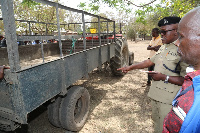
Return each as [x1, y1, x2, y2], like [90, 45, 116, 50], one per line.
[147, 28, 163, 85]
[0, 35, 3, 47]
[32, 40, 41, 45]
[163, 7, 200, 133]
[0, 36, 6, 47]
[117, 16, 189, 133]
[17, 41, 25, 46]
[0, 35, 3, 41]
[24, 41, 31, 45]
[17, 35, 25, 46]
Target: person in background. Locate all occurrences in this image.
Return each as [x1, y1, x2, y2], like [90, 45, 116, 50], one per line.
[0, 35, 6, 47]
[163, 7, 200, 133]
[0, 65, 10, 80]
[147, 28, 163, 86]
[117, 16, 189, 133]
[0, 35, 3, 47]
[0, 35, 3, 41]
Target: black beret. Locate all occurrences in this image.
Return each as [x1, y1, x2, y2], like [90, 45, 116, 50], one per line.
[158, 16, 181, 27]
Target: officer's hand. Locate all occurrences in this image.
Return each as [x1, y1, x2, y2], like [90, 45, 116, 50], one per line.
[0, 65, 10, 80]
[0, 65, 10, 70]
[149, 72, 165, 81]
[117, 66, 131, 73]
[3, 65, 10, 69]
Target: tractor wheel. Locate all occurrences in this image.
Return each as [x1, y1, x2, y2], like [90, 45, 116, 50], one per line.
[129, 51, 134, 65]
[110, 38, 129, 76]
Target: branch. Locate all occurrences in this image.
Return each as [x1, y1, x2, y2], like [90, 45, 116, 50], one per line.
[124, 0, 157, 7]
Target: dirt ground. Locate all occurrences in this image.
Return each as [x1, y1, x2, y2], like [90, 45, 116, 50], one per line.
[28, 40, 154, 133]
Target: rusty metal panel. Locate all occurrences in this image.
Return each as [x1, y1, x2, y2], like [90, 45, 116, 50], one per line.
[101, 45, 109, 63]
[11, 44, 113, 114]
[63, 52, 87, 87]
[87, 47, 100, 72]
[18, 60, 63, 113]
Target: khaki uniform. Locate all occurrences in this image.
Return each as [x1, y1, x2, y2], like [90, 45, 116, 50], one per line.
[148, 36, 163, 84]
[148, 42, 189, 133]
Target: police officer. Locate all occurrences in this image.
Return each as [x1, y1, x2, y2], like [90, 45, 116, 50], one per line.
[117, 16, 189, 133]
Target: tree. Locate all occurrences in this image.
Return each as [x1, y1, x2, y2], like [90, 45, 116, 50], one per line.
[78, 0, 133, 14]
[13, 0, 69, 35]
[78, 0, 200, 37]
[126, 18, 137, 41]
[64, 11, 82, 32]
[90, 13, 109, 33]
[135, 0, 200, 26]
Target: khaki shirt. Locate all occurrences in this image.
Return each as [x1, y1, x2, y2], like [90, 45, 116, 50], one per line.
[149, 36, 163, 58]
[148, 42, 189, 104]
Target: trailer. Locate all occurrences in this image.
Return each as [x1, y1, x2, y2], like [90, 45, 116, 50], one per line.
[0, 0, 133, 132]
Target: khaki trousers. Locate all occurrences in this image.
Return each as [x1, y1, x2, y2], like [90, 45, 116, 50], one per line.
[151, 99, 172, 133]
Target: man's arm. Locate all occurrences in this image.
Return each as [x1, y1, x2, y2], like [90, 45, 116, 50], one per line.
[149, 73, 184, 86]
[154, 45, 161, 52]
[147, 45, 154, 50]
[0, 66, 10, 80]
[117, 59, 155, 73]
[147, 45, 161, 51]
[148, 38, 162, 51]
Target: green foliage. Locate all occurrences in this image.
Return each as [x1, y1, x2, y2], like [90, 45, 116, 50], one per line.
[79, 0, 199, 39]
[14, 0, 80, 35]
[78, 0, 132, 14]
[21, 0, 40, 8]
[126, 26, 136, 41]
[133, 0, 200, 38]
[135, 0, 200, 25]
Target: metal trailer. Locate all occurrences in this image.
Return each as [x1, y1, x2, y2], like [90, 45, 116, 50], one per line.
[0, 0, 131, 132]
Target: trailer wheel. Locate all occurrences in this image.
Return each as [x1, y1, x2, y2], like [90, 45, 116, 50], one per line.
[110, 38, 129, 76]
[47, 97, 62, 127]
[59, 86, 90, 131]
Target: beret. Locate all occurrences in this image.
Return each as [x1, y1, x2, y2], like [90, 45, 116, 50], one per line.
[158, 16, 181, 27]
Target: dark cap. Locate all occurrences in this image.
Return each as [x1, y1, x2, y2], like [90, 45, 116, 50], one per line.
[158, 16, 181, 27]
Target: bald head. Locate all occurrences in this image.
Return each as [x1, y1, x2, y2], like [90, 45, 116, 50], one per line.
[178, 7, 200, 69]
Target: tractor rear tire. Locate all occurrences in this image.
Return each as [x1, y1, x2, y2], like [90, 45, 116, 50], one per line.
[110, 38, 129, 76]
[129, 51, 134, 65]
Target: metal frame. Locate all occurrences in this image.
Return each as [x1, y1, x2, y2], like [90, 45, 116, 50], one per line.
[0, 0, 116, 131]
[0, 0, 116, 72]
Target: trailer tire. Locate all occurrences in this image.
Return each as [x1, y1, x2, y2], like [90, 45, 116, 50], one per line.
[47, 97, 62, 127]
[110, 38, 129, 76]
[59, 86, 90, 131]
